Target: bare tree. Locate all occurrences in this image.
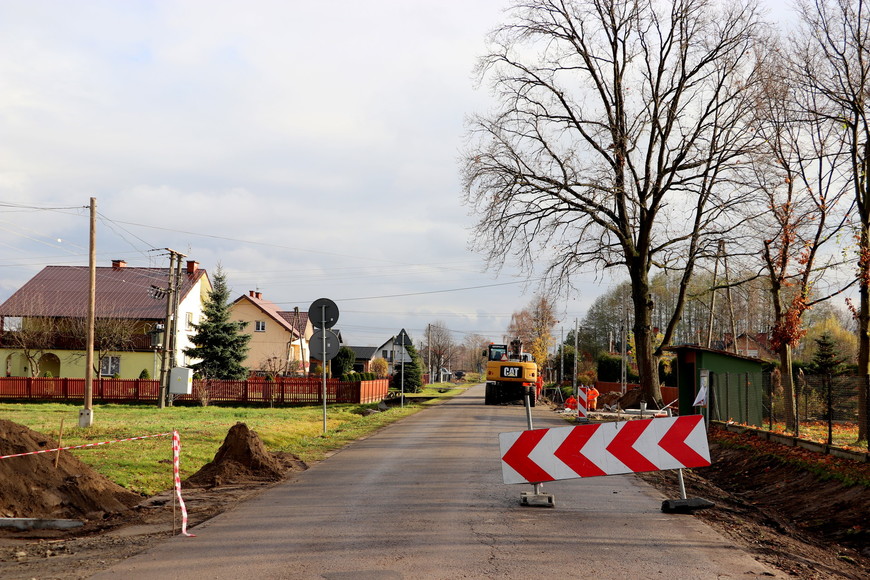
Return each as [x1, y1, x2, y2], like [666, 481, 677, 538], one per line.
[507, 295, 557, 369]
[425, 321, 457, 378]
[792, 0, 870, 439]
[750, 38, 851, 430]
[460, 333, 490, 374]
[463, 0, 763, 404]
[1, 314, 59, 377]
[62, 312, 139, 377]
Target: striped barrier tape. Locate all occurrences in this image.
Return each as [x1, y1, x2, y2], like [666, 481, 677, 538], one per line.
[172, 430, 194, 537]
[0, 431, 173, 459]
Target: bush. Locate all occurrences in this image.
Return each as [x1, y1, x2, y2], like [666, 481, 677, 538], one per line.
[596, 353, 639, 382]
[139, 369, 151, 379]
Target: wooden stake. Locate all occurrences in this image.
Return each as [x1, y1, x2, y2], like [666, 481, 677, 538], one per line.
[54, 418, 65, 468]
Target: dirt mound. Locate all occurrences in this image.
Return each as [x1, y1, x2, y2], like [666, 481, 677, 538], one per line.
[640, 425, 870, 578]
[0, 420, 141, 521]
[186, 422, 297, 488]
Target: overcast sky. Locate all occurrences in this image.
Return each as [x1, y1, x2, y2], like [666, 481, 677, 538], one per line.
[0, 0, 797, 348]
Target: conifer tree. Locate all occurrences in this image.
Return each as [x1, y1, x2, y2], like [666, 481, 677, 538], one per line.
[810, 333, 846, 377]
[397, 343, 423, 393]
[184, 267, 250, 380]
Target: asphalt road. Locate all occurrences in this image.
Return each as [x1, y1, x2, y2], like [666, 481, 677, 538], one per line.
[92, 384, 783, 579]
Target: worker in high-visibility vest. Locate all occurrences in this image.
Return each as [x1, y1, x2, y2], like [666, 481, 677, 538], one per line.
[586, 385, 599, 411]
[565, 395, 577, 410]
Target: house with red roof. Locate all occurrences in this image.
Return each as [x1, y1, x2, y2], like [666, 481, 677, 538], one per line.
[0, 259, 210, 379]
[229, 291, 312, 376]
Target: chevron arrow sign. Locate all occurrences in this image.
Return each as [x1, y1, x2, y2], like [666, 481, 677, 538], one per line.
[499, 415, 710, 485]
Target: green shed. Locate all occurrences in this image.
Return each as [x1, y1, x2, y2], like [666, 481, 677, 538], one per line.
[666, 345, 767, 427]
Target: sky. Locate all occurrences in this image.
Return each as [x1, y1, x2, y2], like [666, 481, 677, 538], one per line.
[0, 0, 798, 349]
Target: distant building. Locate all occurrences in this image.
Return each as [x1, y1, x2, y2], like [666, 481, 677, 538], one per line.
[229, 291, 312, 376]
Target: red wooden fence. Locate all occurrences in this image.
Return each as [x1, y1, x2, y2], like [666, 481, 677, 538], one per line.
[0, 377, 389, 405]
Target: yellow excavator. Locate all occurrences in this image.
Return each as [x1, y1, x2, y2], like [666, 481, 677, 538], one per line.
[483, 338, 540, 406]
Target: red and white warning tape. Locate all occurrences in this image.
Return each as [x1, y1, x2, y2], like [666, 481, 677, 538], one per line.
[1, 429, 195, 538]
[172, 430, 194, 537]
[0, 431, 172, 459]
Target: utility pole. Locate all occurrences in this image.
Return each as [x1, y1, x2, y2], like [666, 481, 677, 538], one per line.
[706, 240, 722, 348]
[79, 197, 96, 428]
[620, 298, 628, 394]
[572, 319, 578, 400]
[157, 248, 186, 408]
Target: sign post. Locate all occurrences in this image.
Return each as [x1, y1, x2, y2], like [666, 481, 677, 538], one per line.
[308, 298, 339, 435]
[394, 329, 411, 408]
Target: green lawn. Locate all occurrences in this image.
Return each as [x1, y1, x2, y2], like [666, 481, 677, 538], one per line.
[2, 385, 464, 496]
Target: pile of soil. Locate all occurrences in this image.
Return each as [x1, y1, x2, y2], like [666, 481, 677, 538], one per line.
[0, 420, 142, 521]
[640, 424, 870, 578]
[186, 422, 303, 488]
[0, 421, 308, 579]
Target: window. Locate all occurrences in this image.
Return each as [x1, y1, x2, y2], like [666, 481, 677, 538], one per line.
[255, 320, 266, 332]
[186, 312, 194, 331]
[100, 356, 120, 377]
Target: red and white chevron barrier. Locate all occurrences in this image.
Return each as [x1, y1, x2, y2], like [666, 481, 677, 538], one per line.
[576, 388, 587, 419]
[499, 415, 710, 485]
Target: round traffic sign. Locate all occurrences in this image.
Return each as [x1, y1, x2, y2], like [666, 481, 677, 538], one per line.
[310, 329, 340, 361]
[308, 298, 339, 329]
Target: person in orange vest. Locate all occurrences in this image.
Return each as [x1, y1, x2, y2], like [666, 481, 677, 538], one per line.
[536, 373, 544, 397]
[565, 395, 577, 410]
[586, 385, 599, 411]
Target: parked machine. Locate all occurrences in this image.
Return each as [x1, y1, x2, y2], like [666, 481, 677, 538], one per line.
[483, 338, 539, 406]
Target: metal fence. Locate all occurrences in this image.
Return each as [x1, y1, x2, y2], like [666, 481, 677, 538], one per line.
[0, 376, 390, 405]
[708, 371, 868, 449]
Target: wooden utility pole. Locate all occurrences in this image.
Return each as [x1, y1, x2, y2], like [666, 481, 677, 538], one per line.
[706, 241, 722, 348]
[80, 197, 96, 427]
[157, 249, 185, 408]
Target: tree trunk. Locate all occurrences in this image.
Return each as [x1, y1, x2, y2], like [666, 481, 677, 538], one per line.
[779, 344, 797, 432]
[859, 225, 870, 442]
[631, 269, 662, 406]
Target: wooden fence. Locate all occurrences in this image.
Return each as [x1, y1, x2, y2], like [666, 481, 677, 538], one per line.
[0, 376, 390, 405]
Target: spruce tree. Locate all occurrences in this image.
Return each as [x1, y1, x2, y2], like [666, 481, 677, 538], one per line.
[397, 343, 423, 393]
[184, 267, 250, 380]
[810, 332, 846, 377]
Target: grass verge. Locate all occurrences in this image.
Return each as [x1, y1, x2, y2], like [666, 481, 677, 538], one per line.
[1, 385, 465, 496]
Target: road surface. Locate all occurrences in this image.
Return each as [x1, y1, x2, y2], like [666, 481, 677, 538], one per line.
[93, 384, 782, 579]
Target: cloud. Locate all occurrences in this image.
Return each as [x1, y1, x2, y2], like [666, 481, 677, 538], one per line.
[0, 0, 612, 346]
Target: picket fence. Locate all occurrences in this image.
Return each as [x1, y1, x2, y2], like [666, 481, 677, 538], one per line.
[0, 376, 390, 405]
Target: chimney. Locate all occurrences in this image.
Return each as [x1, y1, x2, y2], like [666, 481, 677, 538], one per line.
[112, 259, 126, 269]
[186, 260, 199, 274]
[249, 290, 255, 298]
[255, 292, 262, 300]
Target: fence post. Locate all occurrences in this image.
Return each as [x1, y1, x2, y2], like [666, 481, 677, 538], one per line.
[744, 373, 750, 426]
[865, 375, 870, 452]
